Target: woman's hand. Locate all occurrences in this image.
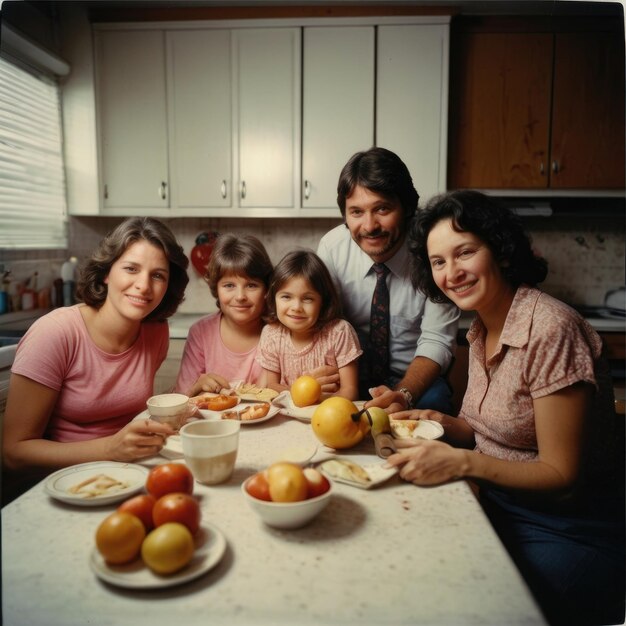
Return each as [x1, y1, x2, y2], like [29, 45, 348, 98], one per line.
[104, 418, 176, 462]
[385, 439, 470, 486]
[187, 372, 231, 397]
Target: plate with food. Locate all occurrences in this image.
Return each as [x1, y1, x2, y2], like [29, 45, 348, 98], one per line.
[199, 401, 280, 424]
[318, 458, 397, 490]
[90, 522, 227, 590]
[389, 418, 444, 441]
[189, 392, 240, 412]
[233, 382, 280, 403]
[44, 461, 149, 506]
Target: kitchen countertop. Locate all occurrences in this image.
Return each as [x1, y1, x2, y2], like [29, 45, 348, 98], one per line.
[2, 415, 545, 626]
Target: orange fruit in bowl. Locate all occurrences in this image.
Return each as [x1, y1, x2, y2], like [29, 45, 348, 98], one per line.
[311, 397, 370, 449]
[141, 522, 195, 575]
[267, 462, 308, 502]
[95, 511, 146, 565]
[290, 375, 322, 407]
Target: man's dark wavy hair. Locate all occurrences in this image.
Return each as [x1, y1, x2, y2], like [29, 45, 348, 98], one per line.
[408, 190, 548, 303]
[76, 217, 189, 321]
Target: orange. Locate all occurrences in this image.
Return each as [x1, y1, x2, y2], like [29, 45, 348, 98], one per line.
[267, 462, 308, 502]
[311, 397, 369, 449]
[141, 522, 195, 575]
[290, 375, 322, 407]
[95, 511, 146, 565]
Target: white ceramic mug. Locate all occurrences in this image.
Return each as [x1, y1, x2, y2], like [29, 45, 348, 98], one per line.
[180, 420, 240, 485]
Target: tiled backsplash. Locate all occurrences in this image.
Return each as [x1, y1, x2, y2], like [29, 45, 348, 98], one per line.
[1, 213, 624, 313]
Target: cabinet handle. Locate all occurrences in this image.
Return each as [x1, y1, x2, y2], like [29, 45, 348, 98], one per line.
[539, 162, 545, 175]
[304, 180, 311, 200]
[159, 181, 167, 200]
[104, 184, 108, 199]
[552, 161, 560, 174]
[241, 181, 246, 199]
[221, 180, 227, 199]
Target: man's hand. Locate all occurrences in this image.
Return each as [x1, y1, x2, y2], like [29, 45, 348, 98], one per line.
[306, 365, 340, 394]
[364, 385, 406, 413]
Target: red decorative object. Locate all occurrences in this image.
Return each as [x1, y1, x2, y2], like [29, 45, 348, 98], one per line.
[190, 232, 219, 276]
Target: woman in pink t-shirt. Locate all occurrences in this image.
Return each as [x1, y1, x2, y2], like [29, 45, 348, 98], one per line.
[387, 191, 624, 626]
[175, 234, 273, 397]
[3, 218, 189, 488]
[257, 249, 362, 399]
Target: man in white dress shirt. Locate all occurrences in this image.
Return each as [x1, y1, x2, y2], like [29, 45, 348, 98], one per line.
[317, 147, 459, 412]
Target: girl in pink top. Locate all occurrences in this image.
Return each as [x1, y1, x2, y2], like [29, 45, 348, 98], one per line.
[4, 218, 189, 492]
[175, 234, 273, 397]
[388, 191, 623, 626]
[257, 250, 362, 400]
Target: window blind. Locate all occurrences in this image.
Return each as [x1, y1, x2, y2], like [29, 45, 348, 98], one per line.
[0, 56, 68, 249]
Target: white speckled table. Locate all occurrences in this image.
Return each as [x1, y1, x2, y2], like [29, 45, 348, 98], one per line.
[2, 415, 545, 626]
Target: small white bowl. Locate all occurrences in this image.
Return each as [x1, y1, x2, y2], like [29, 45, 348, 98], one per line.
[146, 393, 190, 427]
[241, 476, 333, 529]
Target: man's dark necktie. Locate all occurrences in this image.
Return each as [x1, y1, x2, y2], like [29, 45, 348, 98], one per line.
[368, 263, 390, 386]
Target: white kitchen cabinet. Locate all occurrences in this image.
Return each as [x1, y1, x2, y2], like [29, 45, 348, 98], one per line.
[234, 28, 301, 209]
[376, 24, 449, 205]
[302, 26, 375, 209]
[167, 30, 232, 209]
[94, 30, 169, 210]
[153, 338, 185, 394]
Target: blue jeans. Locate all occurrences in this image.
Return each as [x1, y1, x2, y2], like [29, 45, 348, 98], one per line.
[481, 487, 625, 626]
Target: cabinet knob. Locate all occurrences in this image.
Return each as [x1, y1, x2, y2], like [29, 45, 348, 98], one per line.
[241, 181, 247, 199]
[104, 184, 109, 199]
[539, 162, 545, 175]
[221, 180, 227, 199]
[552, 161, 560, 174]
[159, 181, 167, 200]
[304, 179, 311, 200]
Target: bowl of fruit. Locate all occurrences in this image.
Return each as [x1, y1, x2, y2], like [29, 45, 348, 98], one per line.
[242, 462, 333, 529]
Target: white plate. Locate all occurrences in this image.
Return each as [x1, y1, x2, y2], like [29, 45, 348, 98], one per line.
[272, 392, 364, 422]
[90, 523, 227, 589]
[198, 402, 280, 424]
[318, 458, 397, 490]
[391, 419, 445, 441]
[44, 462, 149, 506]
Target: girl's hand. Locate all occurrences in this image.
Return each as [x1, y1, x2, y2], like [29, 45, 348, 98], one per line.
[105, 418, 176, 462]
[188, 373, 231, 397]
[306, 365, 339, 394]
[385, 439, 470, 486]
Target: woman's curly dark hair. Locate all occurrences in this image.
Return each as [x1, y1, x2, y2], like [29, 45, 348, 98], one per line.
[76, 217, 189, 321]
[408, 190, 547, 303]
[265, 249, 342, 332]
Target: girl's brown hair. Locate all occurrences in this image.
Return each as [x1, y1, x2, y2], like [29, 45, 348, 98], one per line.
[204, 234, 273, 309]
[265, 249, 342, 331]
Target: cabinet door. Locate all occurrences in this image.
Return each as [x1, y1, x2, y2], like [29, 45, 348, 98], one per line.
[550, 31, 625, 189]
[377, 24, 449, 204]
[95, 30, 169, 209]
[234, 28, 300, 208]
[167, 30, 232, 208]
[302, 27, 374, 209]
[447, 32, 552, 189]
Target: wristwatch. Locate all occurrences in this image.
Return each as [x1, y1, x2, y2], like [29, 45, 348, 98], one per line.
[397, 387, 413, 409]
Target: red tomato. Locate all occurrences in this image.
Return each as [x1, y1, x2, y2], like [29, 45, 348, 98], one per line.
[303, 468, 330, 499]
[118, 494, 156, 531]
[146, 463, 194, 499]
[153, 493, 201, 535]
[246, 471, 271, 501]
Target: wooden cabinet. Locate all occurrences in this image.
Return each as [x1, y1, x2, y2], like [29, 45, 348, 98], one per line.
[377, 24, 449, 204]
[448, 18, 625, 190]
[95, 30, 170, 209]
[302, 26, 374, 209]
[234, 28, 300, 209]
[167, 29, 232, 209]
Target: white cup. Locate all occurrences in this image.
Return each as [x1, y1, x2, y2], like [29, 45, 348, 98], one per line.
[180, 420, 240, 485]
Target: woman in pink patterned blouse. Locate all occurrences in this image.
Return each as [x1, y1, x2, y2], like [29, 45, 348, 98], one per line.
[386, 190, 623, 626]
[257, 249, 362, 400]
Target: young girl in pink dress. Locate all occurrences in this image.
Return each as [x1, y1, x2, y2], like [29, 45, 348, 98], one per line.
[175, 234, 273, 397]
[257, 249, 362, 400]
